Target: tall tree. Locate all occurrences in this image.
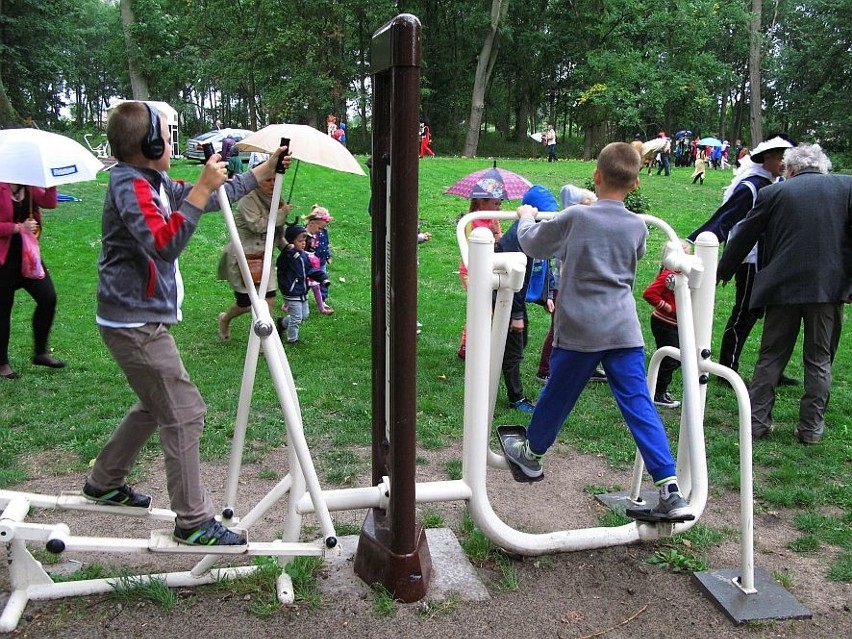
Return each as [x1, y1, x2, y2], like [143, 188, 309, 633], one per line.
[0, 0, 19, 125]
[462, 0, 510, 158]
[120, 0, 149, 100]
[748, 0, 762, 144]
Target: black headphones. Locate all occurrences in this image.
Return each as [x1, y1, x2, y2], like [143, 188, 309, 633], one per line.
[141, 103, 166, 160]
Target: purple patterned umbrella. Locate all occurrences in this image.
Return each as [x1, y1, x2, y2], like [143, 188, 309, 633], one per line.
[445, 164, 532, 200]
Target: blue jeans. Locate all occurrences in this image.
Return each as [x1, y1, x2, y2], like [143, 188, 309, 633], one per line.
[283, 296, 309, 342]
[527, 346, 677, 483]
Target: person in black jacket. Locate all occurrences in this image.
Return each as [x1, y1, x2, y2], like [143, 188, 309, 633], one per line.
[276, 224, 330, 343]
[688, 136, 798, 384]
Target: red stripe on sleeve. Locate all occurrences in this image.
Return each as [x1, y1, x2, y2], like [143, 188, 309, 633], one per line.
[133, 178, 186, 251]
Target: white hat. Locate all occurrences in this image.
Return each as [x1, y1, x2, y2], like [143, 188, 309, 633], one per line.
[749, 136, 794, 162]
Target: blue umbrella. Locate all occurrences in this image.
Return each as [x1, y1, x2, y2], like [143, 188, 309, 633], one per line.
[697, 136, 722, 147]
[675, 130, 693, 139]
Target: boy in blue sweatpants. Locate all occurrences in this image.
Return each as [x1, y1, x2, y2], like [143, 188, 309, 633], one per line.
[504, 142, 693, 522]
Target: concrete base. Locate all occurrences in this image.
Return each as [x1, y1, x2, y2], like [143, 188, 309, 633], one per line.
[692, 567, 812, 625]
[595, 489, 658, 516]
[325, 528, 489, 603]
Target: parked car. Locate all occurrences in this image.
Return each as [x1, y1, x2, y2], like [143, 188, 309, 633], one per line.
[184, 128, 254, 162]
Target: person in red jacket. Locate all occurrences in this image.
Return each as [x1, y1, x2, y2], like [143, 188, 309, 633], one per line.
[642, 245, 691, 409]
[0, 182, 64, 379]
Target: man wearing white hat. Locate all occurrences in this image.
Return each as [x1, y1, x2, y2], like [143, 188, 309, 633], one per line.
[717, 144, 852, 443]
[687, 135, 797, 384]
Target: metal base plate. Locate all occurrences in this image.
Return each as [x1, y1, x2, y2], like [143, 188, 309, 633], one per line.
[692, 567, 812, 625]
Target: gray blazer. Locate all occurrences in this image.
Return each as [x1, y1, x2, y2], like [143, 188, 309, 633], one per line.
[717, 169, 852, 309]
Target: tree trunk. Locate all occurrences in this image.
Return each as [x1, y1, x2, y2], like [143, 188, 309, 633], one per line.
[0, 0, 20, 126]
[120, 0, 149, 100]
[462, 0, 510, 158]
[748, 0, 762, 144]
[732, 74, 747, 143]
[515, 95, 530, 143]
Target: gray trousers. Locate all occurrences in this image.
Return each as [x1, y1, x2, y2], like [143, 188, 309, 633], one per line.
[750, 303, 843, 439]
[91, 323, 213, 528]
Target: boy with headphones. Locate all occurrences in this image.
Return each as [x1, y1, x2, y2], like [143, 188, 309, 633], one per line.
[84, 101, 289, 546]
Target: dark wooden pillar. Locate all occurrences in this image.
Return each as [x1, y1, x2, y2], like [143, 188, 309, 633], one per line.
[353, 14, 431, 603]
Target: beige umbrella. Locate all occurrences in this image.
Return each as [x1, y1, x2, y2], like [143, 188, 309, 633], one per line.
[236, 123, 365, 176]
[236, 123, 365, 203]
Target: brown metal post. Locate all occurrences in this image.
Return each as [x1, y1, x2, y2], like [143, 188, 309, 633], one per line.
[353, 14, 431, 602]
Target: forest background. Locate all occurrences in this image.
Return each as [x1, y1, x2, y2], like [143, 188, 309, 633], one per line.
[0, 0, 850, 166]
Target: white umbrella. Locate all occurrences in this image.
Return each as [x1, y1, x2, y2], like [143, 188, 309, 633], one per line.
[0, 128, 104, 188]
[528, 132, 543, 143]
[236, 123, 365, 176]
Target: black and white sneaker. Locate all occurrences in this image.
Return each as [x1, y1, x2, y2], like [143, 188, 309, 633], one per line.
[654, 393, 681, 409]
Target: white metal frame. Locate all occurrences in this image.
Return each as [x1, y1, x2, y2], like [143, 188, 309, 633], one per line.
[0, 200, 759, 633]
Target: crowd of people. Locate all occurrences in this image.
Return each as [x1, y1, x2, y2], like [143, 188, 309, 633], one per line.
[3, 101, 849, 542]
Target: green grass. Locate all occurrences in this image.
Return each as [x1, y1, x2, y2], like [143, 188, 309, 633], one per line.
[110, 575, 177, 611]
[1, 157, 850, 579]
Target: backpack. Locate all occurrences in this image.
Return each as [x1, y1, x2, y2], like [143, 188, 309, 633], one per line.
[525, 259, 551, 306]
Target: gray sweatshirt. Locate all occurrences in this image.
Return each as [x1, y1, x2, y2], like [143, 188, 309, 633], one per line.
[516, 199, 647, 352]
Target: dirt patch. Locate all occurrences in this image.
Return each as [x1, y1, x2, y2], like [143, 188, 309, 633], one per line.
[2, 440, 850, 638]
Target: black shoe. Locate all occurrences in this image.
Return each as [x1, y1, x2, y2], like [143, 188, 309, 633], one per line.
[83, 482, 152, 508]
[793, 427, 820, 445]
[589, 368, 608, 383]
[778, 374, 800, 386]
[33, 354, 66, 368]
[173, 518, 246, 546]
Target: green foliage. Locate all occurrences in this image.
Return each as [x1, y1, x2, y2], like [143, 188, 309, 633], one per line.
[417, 593, 460, 619]
[3, 1, 850, 161]
[110, 575, 177, 611]
[444, 458, 462, 481]
[773, 569, 793, 589]
[420, 509, 445, 529]
[285, 556, 324, 609]
[673, 524, 726, 552]
[827, 551, 852, 583]
[597, 511, 632, 528]
[647, 548, 708, 573]
[371, 584, 397, 618]
[459, 510, 496, 565]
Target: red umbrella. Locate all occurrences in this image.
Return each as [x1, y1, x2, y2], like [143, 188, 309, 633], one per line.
[445, 163, 532, 200]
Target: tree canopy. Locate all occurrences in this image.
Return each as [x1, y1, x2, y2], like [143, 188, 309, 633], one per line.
[1, 0, 849, 162]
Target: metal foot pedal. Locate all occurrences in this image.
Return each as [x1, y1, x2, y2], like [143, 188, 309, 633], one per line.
[624, 507, 695, 523]
[58, 491, 153, 517]
[496, 425, 544, 484]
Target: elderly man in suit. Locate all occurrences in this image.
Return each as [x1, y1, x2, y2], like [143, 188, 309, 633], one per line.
[717, 144, 852, 444]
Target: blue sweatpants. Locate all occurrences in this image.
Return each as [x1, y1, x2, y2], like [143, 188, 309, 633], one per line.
[527, 346, 677, 483]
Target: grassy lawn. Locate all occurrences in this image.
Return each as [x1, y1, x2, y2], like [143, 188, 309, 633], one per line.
[0, 154, 849, 579]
